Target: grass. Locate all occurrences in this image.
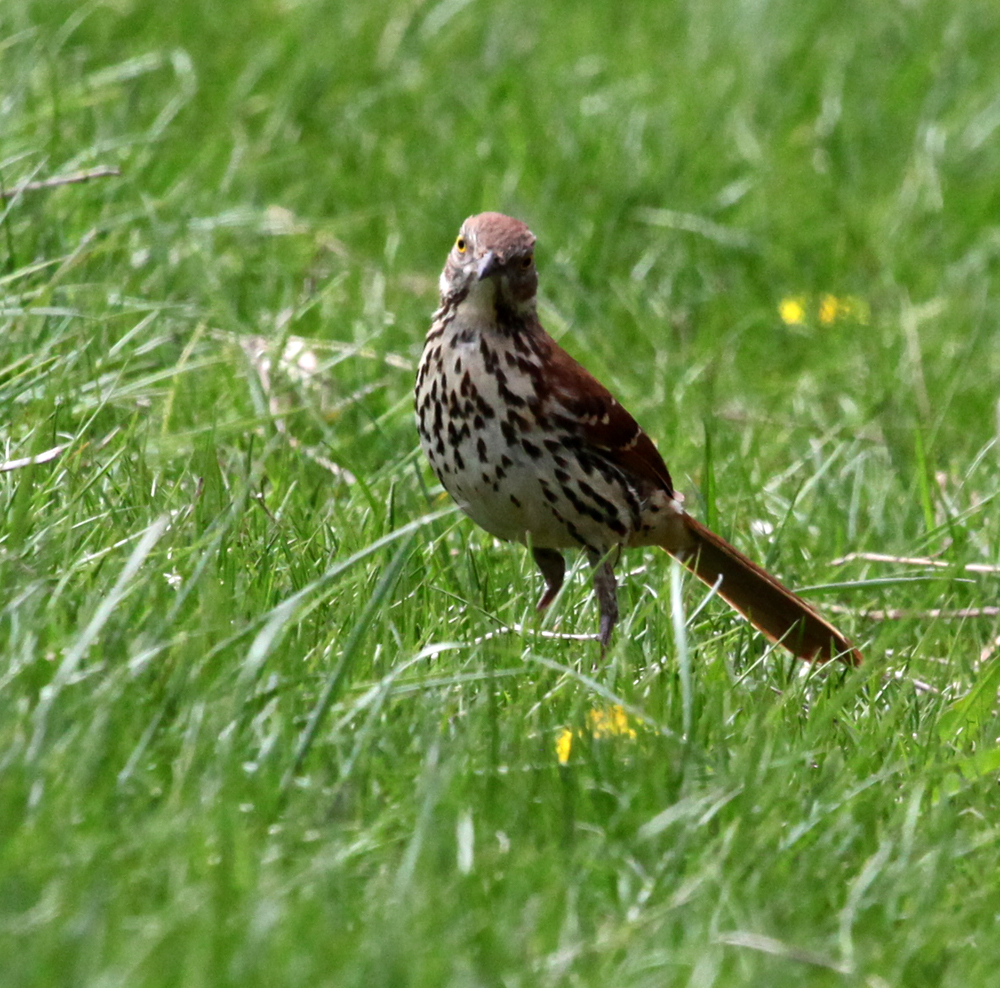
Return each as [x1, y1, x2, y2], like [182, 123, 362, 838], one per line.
[2, 0, 1000, 984]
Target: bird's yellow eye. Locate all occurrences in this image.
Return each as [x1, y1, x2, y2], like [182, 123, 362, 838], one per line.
[455, 236, 467, 253]
[521, 254, 533, 269]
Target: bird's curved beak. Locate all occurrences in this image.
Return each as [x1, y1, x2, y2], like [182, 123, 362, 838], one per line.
[477, 251, 498, 281]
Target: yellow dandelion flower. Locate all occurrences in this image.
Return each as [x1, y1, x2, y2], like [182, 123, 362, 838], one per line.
[555, 705, 643, 763]
[778, 297, 807, 326]
[586, 704, 638, 739]
[818, 294, 840, 325]
[555, 728, 574, 765]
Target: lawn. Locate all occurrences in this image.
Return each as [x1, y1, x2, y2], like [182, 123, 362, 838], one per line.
[3, 0, 1000, 985]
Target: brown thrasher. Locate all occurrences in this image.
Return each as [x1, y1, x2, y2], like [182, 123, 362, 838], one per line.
[415, 212, 861, 664]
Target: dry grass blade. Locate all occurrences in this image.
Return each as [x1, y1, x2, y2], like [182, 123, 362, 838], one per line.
[828, 604, 999, 621]
[716, 931, 850, 973]
[0, 165, 121, 199]
[831, 551, 1000, 575]
[0, 444, 68, 472]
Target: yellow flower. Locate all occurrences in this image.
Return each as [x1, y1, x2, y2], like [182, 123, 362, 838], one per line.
[555, 704, 640, 764]
[818, 293, 839, 325]
[780, 294, 869, 327]
[586, 704, 638, 739]
[555, 728, 574, 765]
[778, 296, 807, 326]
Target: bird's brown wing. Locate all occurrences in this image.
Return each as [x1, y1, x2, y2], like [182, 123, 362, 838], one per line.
[538, 336, 862, 665]
[540, 339, 676, 495]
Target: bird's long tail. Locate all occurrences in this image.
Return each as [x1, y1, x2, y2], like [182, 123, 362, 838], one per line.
[669, 514, 862, 665]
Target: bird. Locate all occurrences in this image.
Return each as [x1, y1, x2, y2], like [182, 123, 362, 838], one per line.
[414, 212, 862, 665]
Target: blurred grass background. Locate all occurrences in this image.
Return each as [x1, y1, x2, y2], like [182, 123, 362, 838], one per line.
[3, 0, 1000, 984]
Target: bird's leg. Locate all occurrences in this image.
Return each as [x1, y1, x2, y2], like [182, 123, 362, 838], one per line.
[588, 549, 620, 653]
[532, 548, 566, 610]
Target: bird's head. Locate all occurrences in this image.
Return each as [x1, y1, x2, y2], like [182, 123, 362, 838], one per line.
[440, 212, 538, 316]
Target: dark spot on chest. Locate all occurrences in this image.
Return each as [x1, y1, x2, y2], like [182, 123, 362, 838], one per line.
[507, 410, 529, 432]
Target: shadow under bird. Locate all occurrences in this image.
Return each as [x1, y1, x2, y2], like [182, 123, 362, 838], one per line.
[415, 212, 862, 665]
